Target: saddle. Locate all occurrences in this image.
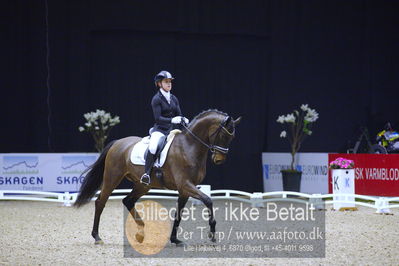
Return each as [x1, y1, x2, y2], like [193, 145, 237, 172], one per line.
[130, 129, 181, 167]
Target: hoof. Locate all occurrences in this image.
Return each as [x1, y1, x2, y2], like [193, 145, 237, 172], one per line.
[208, 232, 216, 242]
[135, 232, 144, 243]
[171, 239, 185, 247]
[94, 239, 104, 245]
[175, 241, 186, 247]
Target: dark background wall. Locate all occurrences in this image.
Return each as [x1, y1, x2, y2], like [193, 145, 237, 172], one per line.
[2, 0, 399, 192]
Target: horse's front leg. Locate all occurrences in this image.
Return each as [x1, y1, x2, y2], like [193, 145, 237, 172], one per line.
[170, 196, 189, 246]
[182, 183, 217, 242]
[201, 195, 216, 242]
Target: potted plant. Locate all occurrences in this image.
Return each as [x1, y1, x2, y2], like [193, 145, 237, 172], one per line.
[277, 104, 319, 191]
[78, 109, 120, 152]
[329, 157, 354, 170]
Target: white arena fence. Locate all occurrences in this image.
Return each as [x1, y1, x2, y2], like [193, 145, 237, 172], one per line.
[1, 186, 398, 214]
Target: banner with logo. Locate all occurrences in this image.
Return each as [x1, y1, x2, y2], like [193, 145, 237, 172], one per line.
[328, 154, 399, 197]
[0, 153, 98, 192]
[262, 153, 329, 194]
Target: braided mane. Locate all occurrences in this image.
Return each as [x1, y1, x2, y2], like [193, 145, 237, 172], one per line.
[189, 109, 228, 126]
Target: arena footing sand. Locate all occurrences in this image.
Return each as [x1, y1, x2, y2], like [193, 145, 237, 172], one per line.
[1, 200, 398, 265]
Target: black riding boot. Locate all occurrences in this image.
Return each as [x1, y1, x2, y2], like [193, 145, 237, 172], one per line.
[140, 152, 155, 185]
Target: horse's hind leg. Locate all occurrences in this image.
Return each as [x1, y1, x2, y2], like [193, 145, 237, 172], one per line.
[122, 183, 150, 243]
[92, 169, 124, 244]
[92, 189, 111, 244]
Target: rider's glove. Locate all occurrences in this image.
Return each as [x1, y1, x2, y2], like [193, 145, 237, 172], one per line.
[171, 116, 183, 124]
[183, 117, 189, 124]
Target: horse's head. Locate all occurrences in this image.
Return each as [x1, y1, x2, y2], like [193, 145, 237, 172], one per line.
[210, 116, 242, 165]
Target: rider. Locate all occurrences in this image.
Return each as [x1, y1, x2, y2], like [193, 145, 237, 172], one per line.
[140, 70, 189, 185]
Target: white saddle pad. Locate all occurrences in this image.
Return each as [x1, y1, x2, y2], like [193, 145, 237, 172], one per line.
[130, 130, 180, 167]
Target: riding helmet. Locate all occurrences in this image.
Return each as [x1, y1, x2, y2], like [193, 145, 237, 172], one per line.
[154, 71, 174, 84]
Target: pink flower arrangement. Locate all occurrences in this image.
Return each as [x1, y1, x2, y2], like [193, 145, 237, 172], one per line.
[329, 157, 355, 169]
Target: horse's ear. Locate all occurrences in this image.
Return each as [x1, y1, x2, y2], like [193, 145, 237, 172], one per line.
[234, 116, 242, 125]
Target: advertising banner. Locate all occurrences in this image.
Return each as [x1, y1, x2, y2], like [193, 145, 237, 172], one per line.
[0, 153, 98, 192]
[262, 153, 329, 194]
[328, 154, 399, 197]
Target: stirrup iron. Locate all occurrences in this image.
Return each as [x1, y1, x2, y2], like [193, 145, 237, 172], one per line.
[140, 173, 150, 186]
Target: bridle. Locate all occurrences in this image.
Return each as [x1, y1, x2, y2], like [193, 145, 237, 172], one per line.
[181, 116, 235, 155]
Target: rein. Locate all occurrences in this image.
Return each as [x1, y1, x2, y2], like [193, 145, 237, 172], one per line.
[181, 117, 234, 154]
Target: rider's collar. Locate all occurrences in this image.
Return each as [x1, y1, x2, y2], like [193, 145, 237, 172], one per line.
[159, 89, 171, 103]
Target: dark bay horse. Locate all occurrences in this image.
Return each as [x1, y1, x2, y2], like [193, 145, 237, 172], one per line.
[74, 109, 241, 245]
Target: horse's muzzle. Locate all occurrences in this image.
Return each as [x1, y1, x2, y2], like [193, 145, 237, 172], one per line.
[212, 153, 226, 165]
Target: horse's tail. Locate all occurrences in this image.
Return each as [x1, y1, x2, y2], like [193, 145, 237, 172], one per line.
[73, 140, 116, 208]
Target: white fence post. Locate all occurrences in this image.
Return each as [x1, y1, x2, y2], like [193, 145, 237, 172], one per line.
[309, 194, 325, 210]
[63, 192, 72, 207]
[250, 192, 264, 208]
[57, 193, 64, 203]
[375, 197, 391, 214]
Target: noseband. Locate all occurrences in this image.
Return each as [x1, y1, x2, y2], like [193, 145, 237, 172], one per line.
[182, 116, 235, 155]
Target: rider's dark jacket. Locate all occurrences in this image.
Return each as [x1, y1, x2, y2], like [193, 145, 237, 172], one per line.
[151, 90, 182, 135]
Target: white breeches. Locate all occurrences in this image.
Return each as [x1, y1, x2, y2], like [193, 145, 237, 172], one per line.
[149, 131, 165, 154]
